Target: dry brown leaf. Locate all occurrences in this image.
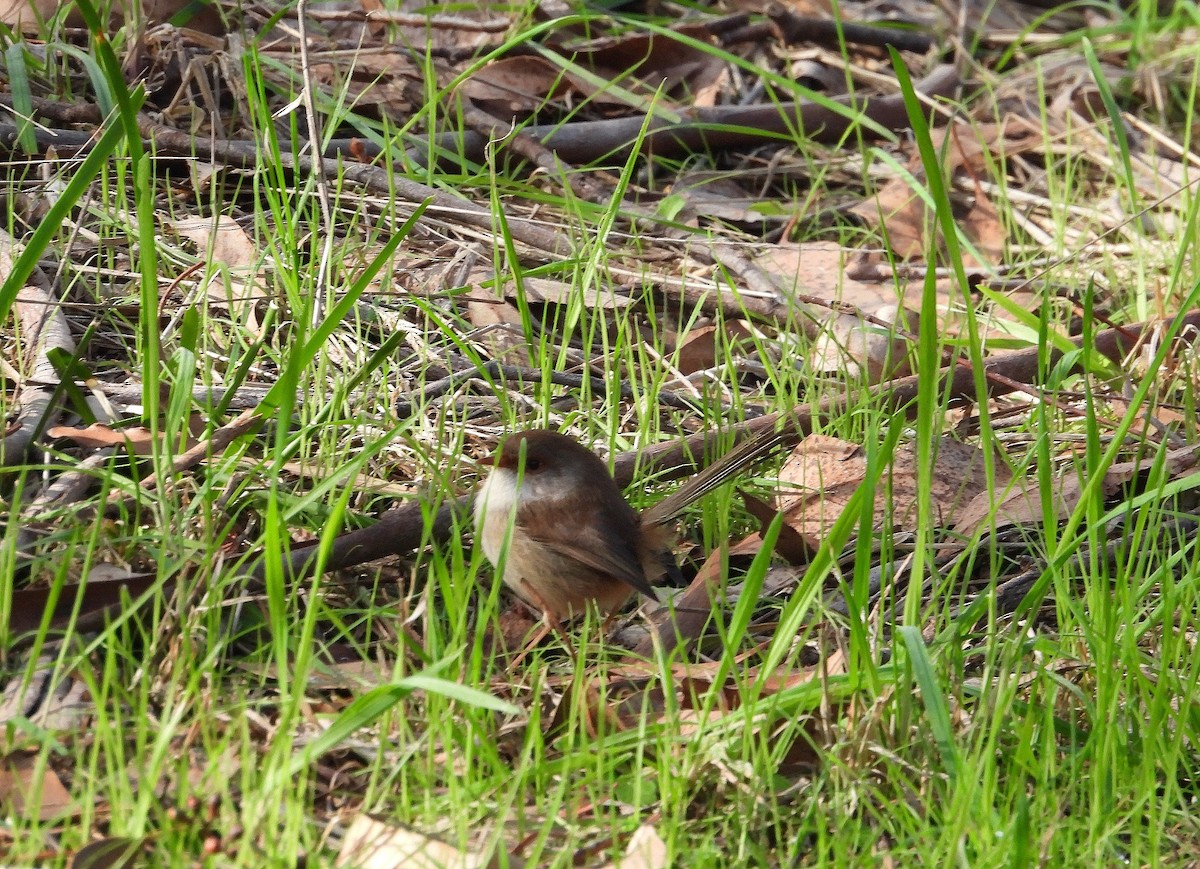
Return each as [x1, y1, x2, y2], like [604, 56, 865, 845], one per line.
[461, 55, 626, 118]
[936, 120, 1043, 177]
[47, 423, 156, 454]
[1, 0, 219, 30]
[0, 752, 74, 821]
[742, 492, 813, 564]
[953, 476, 1070, 534]
[466, 297, 532, 365]
[169, 215, 266, 322]
[71, 836, 146, 869]
[776, 434, 1007, 548]
[308, 53, 420, 120]
[605, 824, 668, 869]
[758, 242, 894, 310]
[170, 215, 259, 269]
[337, 815, 516, 869]
[48, 423, 201, 455]
[852, 177, 926, 261]
[1109, 397, 1194, 431]
[850, 170, 1007, 266]
[0, 0, 52, 28]
[462, 25, 725, 121]
[675, 320, 753, 375]
[563, 25, 727, 109]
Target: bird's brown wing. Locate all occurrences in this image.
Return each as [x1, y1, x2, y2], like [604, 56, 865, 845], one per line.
[518, 496, 658, 598]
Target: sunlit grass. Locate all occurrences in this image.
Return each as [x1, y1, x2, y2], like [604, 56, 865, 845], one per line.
[3, 1, 1200, 866]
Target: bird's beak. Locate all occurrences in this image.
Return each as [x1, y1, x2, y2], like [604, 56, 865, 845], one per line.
[478, 453, 496, 468]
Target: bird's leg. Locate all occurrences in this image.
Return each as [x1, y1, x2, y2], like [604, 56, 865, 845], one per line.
[508, 585, 575, 669]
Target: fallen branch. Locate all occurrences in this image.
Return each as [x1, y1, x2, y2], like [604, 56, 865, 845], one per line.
[403, 64, 960, 168]
[0, 230, 74, 467]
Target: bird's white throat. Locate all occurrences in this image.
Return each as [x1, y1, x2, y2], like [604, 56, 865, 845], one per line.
[475, 469, 521, 564]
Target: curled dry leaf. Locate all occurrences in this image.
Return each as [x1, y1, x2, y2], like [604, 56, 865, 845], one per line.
[47, 423, 200, 455]
[741, 492, 813, 565]
[47, 423, 158, 454]
[849, 119, 1012, 266]
[71, 837, 148, 869]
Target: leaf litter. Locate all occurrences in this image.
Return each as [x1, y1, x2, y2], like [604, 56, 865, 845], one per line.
[2, 0, 1200, 863]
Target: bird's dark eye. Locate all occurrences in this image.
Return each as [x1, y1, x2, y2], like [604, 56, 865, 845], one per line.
[525, 458, 542, 471]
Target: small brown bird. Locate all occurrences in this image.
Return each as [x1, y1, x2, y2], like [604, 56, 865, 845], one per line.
[474, 429, 680, 622]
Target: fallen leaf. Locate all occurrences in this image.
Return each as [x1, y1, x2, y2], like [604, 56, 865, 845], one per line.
[850, 170, 1007, 266]
[0, 752, 74, 821]
[758, 242, 897, 312]
[674, 320, 753, 375]
[168, 215, 268, 324]
[520, 277, 633, 309]
[776, 434, 1007, 549]
[742, 492, 813, 565]
[608, 824, 668, 869]
[0, 656, 92, 733]
[71, 837, 146, 869]
[466, 296, 533, 365]
[336, 815, 517, 869]
[47, 423, 200, 455]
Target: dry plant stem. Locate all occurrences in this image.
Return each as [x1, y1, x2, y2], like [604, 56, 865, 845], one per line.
[295, 0, 337, 322]
[105, 409, 263, 510]
[0, 62, 957, 173]
[0, 66, 955, 262]
[257, 308, 1200, 583]
[458, 101, 610, 204]
[134, 120, 575, 258]
[395, 360, 704, 417]
[0, 231, 74, 467]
